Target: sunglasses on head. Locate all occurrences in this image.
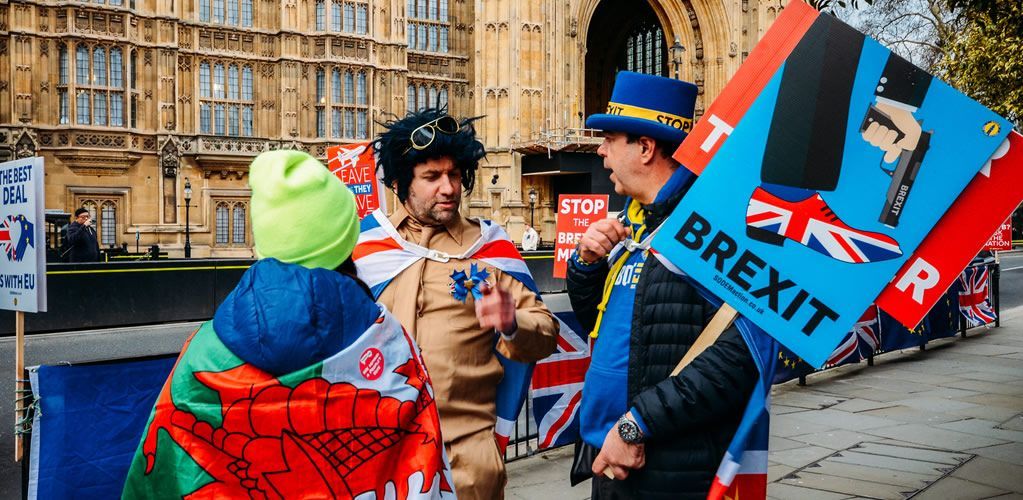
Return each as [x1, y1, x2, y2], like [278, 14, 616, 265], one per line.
[405, 115, 460, 154]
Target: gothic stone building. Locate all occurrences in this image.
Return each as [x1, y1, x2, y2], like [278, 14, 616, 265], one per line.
[0, 0, 787, 258]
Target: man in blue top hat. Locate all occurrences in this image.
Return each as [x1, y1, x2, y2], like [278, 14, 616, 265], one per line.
[568, 71, 758, 499]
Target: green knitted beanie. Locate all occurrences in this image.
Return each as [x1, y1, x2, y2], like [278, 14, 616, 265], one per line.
[248, 150, 358, 270]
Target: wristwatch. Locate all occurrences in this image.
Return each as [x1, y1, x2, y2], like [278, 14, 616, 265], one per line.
[616, 415, 644, 444]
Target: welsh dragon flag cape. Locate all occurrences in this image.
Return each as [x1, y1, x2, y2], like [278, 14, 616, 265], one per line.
[353, 208, 539, 451]
[122, 312, 455, 499]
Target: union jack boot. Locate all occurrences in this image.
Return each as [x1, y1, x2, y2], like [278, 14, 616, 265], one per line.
[745, 186, 902, 264]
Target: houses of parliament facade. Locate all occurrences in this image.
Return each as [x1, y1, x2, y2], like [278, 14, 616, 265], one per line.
[0, 0, 786, 258]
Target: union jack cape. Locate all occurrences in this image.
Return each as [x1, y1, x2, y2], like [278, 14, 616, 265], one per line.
[958, 266, 997, 327]
[353, 209, 540, 452]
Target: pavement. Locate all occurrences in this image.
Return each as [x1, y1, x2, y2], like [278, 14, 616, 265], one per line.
[506, 304, 1023, 499]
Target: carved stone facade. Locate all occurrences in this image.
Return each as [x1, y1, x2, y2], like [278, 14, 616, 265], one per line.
[0, 0, 785, 257]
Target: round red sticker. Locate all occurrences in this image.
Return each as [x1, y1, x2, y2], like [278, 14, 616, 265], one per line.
[359, 348, 384, 380]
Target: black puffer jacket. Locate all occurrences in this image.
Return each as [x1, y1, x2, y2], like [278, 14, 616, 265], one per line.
[567, 189, 758, 499]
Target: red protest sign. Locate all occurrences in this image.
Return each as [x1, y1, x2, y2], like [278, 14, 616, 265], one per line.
[876, 131, 1023, 329]
[984, 219, 1013, 251]
[553, 195, 609, 279]
[327, 142, 381, 219]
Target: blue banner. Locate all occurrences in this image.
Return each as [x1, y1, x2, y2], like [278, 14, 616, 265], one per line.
[29, 356, 175, 499]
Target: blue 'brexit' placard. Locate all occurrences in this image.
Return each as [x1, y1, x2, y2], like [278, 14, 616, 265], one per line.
[652, 3, 1011, 367]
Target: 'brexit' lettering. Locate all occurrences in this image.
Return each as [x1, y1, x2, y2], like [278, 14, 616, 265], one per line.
[674, 211, 839, 336]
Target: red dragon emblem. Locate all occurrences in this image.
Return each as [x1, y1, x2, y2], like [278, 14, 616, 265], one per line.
[141, 352, 453, 499]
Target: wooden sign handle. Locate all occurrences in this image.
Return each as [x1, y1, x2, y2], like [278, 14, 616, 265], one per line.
[14, 310, 24, 462]
[601, 304, 739, 479]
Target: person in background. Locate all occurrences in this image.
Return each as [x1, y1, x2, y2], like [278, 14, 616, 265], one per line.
[522, 224, 539, 251]
[66, 208, 100, 263]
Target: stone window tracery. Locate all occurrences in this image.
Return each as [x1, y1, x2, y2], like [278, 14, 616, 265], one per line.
[199, 61, 254, 137]
[315, 67, 369, 139]
[408, 0, 448, 53]
[63, 43, 127, 127]
[214, 200, 248, 246]
[407, 82, 449, 112]
[199, 0, 253, 27]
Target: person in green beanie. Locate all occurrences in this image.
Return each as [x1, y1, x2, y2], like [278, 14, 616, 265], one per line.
[123, 150, 456, 499]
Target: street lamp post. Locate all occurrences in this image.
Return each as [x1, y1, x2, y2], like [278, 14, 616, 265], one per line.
[670, 37, 686, 80]
[528, 187, 537, 227]
[183, 178, 192, 258]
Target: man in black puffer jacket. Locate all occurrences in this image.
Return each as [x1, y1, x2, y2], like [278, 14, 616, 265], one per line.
[569, 71, 759, 499]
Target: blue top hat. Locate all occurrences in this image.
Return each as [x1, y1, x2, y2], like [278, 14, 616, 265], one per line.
[586, 71, 698, 143]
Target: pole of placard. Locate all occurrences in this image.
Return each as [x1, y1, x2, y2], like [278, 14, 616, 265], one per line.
[14, 311, 24, 461]
[993, 251, 1001, 328]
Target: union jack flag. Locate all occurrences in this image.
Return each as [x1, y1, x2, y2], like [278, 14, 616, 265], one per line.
[826, 305, 880, 366]
[0, 214, 34, 262]
[958, 266, 996, 327]
[746, 187, 902, 264]
[530, 313, 589, 449]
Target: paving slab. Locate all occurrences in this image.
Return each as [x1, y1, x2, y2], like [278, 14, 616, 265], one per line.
[768, 463, 795, 482]
[785, 408, 900, 431]
[1001, 414, 1023, 432]
[787, 430, 882, 451]
[767, 482, 853, 500]
[955, 371, 1022, 383]
[951, 343, 1023, 356]
[828, 450, 957, 476]
[951, 457, 1023, 493]
[768, 445, 836, 469]
[889, 396, 980, 413]
[829, 398, 897, 413]
[913, 476, 1009, 500]
[844, 387, 923, 402]
[961, 394, 1023, 411]
[770, 415, 837, 438]
[861, 404, 970, 425]
[853, 441, 971, 466]
[949, 404, 1022, 422]
[965, 442, 1023, 465]
[937, 418, 1023, 443]
[866, 424, 1007, 451]
[505, 447, 584, 500]
[945, 379, 1023, 397]
[779, 471, 916, 499]
[770, 390, 845, 410]
[772, 404, 813, 415]
[846, 376, 941, 395]
[769, 435, 809, 452]
[807, 460, 935, 489]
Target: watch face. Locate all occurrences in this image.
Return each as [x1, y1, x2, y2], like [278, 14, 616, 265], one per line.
[618, 418, 640, 443]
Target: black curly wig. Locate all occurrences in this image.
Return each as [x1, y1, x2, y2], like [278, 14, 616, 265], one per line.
[373, 108, 486, 203]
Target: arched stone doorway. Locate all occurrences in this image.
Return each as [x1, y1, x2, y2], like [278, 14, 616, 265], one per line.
[584, 0, 668, 118]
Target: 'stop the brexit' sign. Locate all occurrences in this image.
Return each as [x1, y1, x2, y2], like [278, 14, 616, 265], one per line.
[653, 1, 1011, 367]
[327, 142, 384, 219]
[0, 157, 46, 313]
[553, 195, 608, 279]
